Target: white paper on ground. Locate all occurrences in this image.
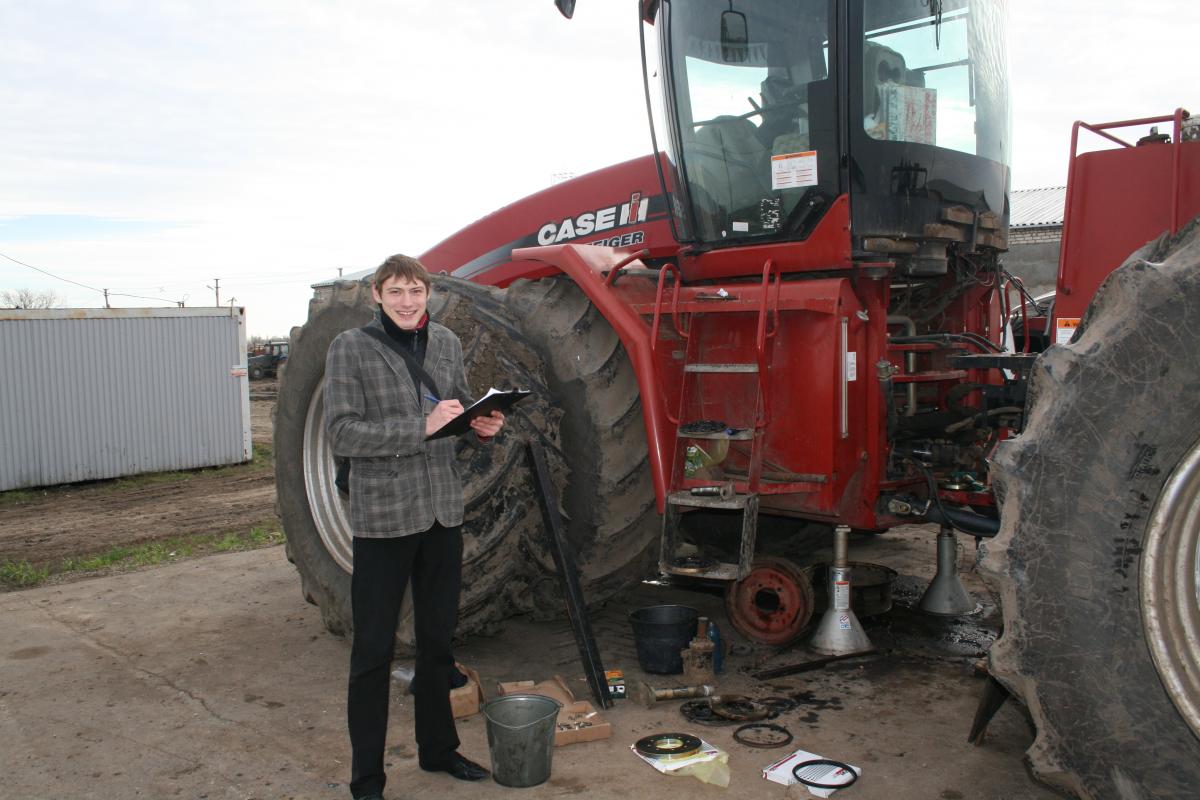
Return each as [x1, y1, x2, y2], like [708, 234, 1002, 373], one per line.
[762, 747, 861, 797]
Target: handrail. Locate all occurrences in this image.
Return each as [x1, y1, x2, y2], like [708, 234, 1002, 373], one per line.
[755, 259, 781, 351]
[1002, 276, 1029, 353]
[649, 262, 681, 356]
[1060, 108, 1189, 297]
[603, 248, 652, 287]
[754, 259, 780, 426]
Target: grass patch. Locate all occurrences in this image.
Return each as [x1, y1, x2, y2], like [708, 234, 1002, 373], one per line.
[0, 561, 50, 588]
[0, 488, 42, 506]
[108, 471, 193, 492]
[1, 525, 285, 590]
[250, 442, 274, 468]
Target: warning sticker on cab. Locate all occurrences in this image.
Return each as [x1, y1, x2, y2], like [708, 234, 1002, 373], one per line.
[1056, 317, 1080, 345]
[771, 150, 818, 190]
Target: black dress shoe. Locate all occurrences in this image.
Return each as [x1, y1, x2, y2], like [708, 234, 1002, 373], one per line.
[420, 752, 490, 781]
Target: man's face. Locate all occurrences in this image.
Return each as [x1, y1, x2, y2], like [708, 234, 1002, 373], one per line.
[373, 276, 428, 330]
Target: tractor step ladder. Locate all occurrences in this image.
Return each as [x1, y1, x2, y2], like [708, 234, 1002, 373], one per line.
[654, 261, 780, 582]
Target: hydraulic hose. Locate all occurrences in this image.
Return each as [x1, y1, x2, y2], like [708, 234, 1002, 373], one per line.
[925, 503, 1000, 537]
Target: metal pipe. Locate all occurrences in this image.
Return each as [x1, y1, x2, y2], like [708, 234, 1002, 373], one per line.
[887, 315, 918, 416]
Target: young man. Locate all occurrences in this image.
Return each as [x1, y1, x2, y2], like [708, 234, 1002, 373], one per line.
[324, 254, 504, 800]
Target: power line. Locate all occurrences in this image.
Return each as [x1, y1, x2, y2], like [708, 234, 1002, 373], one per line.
[0, 250, 185, 306]
[0, 250, 104, 293]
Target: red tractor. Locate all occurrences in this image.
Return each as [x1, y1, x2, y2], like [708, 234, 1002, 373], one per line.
[274, 2, 1200, 796]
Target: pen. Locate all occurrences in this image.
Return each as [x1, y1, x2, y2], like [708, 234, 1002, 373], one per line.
[424, 393, 440, 404]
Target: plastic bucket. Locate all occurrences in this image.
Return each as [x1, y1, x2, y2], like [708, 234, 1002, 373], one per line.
[628, 604, 699, 674]
[482, 694, 561, 787]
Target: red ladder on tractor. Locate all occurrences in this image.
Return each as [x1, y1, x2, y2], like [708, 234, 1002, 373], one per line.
[653, 260, 781, 581]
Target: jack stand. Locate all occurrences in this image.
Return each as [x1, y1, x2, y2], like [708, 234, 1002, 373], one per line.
[966, 675, 1012, 745]
[919, 526, 977, 616]
[810, 525, 873, 656]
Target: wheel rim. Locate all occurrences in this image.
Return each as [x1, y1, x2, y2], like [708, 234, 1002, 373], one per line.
[1142, 435, 1200, 739]
[302, 377, 354, 573]
[726, 558, 815, 645]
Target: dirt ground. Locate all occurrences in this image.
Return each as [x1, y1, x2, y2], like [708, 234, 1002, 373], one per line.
[0, 381, 279, 570]
[1, 379, 1060, 799]
[2, 538, 1057, 800]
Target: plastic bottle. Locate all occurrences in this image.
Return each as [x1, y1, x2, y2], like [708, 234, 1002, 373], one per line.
[707, 619, 724, 674]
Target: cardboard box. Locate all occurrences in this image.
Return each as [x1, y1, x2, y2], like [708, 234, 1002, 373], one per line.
[497, 676, 574, 705]
[450, 663, 483, 719]
[762, 747, 861, 797]
[496, 676, 612, 746]
[878, 83, 937, 145]
[605, 669, 626, 700]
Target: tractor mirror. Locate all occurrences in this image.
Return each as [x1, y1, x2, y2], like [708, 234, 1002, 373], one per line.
[555, 0, 575, 19]
[721, 9, 749, 63]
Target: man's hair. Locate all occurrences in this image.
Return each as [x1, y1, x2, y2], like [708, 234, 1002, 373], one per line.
[372, 254, 431, 293]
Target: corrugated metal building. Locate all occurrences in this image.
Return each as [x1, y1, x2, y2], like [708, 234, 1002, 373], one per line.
[1006, 186, 1067, 292]
[0, 307, 251, 491]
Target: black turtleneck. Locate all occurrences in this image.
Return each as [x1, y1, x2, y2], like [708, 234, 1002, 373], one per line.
[379, 310, 430, 397]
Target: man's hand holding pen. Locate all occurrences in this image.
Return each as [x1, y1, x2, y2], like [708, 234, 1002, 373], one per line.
[425, 398, 464, 436]
[424, 393, 505, 439]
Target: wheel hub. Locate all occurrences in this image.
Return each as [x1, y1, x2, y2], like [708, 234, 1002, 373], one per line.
[1141, 436, 1200, 739]
[302, 378, 354, 573]
[726, 558, 815, 645]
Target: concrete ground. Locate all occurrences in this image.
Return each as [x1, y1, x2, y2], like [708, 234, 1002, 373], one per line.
[1, 533, 1057, 800]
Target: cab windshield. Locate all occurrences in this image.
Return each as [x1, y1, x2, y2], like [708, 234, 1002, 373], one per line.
[862, 0, 1009, 163]
[650, 0, 837, 246]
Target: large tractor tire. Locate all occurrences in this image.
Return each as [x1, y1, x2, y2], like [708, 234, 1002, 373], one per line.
[274, 275, 657, 641]
[503, 277, 659, 595]
[980, 218, 1200, 799]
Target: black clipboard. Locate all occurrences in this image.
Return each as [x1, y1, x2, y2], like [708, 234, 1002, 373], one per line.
[425, 388, 532, 440]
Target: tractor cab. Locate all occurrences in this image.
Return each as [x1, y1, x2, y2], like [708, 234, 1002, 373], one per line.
[641, 0, 1010, 274]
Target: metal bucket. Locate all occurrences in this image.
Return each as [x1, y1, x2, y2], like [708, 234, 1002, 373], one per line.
[483, 694, 561, 787]
[628, 604, 699, 674]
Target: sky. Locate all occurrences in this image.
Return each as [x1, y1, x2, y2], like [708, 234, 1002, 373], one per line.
[1, 1, 1194, 337]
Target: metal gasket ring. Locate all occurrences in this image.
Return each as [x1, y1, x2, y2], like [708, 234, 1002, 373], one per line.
[733, 722, 794, 749]
[670, 554, 719, 574]
[757, 696, 797, 717]
[711, 695, 771, 722]
[679, 699, 732, 726]
[634, 732, 703, 760]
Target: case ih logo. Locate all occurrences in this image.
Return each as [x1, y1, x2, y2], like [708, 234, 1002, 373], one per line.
[536, 193, 649, 246]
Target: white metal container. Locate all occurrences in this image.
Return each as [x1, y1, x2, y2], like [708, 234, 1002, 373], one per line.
[0, 307, 251, 491]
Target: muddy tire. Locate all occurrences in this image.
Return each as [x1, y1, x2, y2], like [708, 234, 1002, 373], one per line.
[275, 276, 562, 640]
[275, 275, 657, 640]
[504, 277, 659, 598]
[980, 219, 1200, 798]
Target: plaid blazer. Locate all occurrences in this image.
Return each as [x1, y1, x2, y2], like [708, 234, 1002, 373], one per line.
[324, 317, 479, 538]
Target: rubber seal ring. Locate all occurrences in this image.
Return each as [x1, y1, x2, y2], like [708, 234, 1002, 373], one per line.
[732, 722, 794, 748]
[791, 758, 859, 789]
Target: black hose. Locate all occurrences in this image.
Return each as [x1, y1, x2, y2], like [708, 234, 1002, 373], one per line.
[888, 334, 1003, 353]
[903, 456, 1000, 537]
[925, 504, 1000, 537]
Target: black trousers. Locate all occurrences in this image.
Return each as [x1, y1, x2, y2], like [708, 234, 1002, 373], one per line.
[347, 523, 462, 799]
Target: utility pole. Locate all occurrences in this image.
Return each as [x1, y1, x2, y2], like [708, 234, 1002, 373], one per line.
[207, 278, 221, 307]
[103, 289, 110, 308]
